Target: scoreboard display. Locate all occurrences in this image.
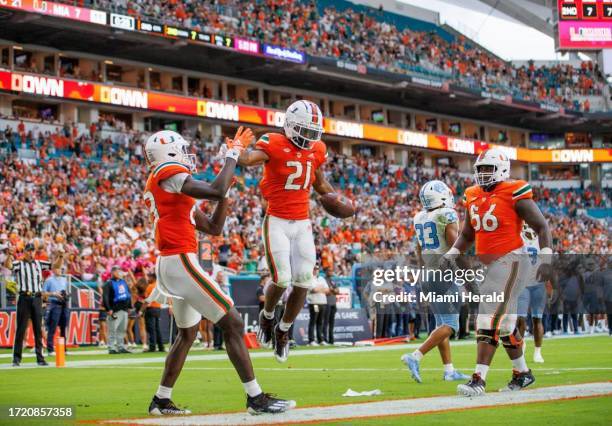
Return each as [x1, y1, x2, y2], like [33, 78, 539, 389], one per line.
[556, 1, 612, 50]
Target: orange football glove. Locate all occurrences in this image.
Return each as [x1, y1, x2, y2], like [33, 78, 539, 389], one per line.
[227, 126, 253, 152]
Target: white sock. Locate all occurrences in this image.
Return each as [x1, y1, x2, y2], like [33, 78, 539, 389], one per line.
[444, 363, 454, 373]
[279, 321, 292, 332]
[512, 355, 529, 372]
[263, 310, 274, 320]
[534, 347, 542, 357]
[475, 364, 489, 380]
[412, 350, 423, 361]
[243, 379, 262, 398]
[156, 385, 172, 400]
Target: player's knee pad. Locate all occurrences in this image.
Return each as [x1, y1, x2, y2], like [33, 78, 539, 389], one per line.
[501, 328, 523, 349]
[476, 329, 499, 347]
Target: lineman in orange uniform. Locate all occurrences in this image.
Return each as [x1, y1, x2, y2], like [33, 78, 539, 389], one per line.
[238, 100, 340, 362]
[441, 148, 553, 397]
[143, 129, 295, 416]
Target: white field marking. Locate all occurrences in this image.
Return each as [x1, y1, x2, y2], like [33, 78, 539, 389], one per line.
[78, 366, 612, 372]
[1, 333, 608, 368]
[1, 329, 606, 360]
[107, 382, 612, 425]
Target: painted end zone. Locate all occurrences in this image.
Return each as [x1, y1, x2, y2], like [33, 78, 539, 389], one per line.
[107, 382, 612, 425]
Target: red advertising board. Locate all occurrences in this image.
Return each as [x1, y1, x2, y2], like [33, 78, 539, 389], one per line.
[557, 0, 612, 49]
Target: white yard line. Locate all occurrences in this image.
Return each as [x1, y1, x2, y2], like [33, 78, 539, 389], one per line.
[2, 333, 607, 369]
[80, 366, 612, 372]
[107, 382, 612, 425]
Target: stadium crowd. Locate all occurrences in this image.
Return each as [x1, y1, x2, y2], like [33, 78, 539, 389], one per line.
[58, 0, 606, 112]
[0, 119, 609, 284]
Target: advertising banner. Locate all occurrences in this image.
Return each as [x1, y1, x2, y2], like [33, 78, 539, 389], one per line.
[0, 70, 610, 164]
[293, 308, 372, 344]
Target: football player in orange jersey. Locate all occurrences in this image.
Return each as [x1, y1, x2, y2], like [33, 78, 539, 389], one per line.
[238, 100, 342, 362]
[143, 129, 295, 416]
[441, 148, 553, 397]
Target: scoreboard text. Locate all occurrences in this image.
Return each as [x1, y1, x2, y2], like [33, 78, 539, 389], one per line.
[556, 1, 612, 49]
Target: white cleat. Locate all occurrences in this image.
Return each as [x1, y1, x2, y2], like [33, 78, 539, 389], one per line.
[533, 353, 545, 363]
[457, 373, 486, 397]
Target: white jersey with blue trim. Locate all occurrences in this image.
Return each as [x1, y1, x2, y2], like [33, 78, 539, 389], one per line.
[522, 233, 541, 285]
[413, 207, 458, 269]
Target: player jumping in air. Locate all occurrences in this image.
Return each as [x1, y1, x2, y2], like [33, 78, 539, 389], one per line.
[238, 100, 353, 362]
[401, 180, 470, 383]
[441, 148, 553, 397]
[143, 129, 295, 415]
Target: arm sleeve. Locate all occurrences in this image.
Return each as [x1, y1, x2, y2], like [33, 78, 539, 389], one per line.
[255, 134, 273, 157]
[159, 172, 190, 194]
[42, 279, 50, 293]
[39, 260, 51, 271]
[512, 181, 533, 203]
[12, 261, 21, 273]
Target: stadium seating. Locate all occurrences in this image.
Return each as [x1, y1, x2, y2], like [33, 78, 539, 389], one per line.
[0, 118, 608, 283]
[58, 0, 607, 112]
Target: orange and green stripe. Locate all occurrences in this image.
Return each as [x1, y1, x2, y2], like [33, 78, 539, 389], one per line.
[179, 254, 232, 312]
[262, 215, 278, 283]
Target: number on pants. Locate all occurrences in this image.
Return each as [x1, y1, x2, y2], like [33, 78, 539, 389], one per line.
[285, 161, 312, 190]
[469, 203, 498, 232]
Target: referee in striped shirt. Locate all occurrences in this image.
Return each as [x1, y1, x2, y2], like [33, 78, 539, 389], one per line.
[5, 243, 62, 367]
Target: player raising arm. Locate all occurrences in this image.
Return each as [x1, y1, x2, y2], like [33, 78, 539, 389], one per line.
[143, 128, 295, 416]
[441, 148, 552, 397]
[239, 100, 354, 363]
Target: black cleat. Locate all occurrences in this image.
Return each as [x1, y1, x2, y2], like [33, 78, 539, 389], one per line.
[118, 347, 132, 354]
[500, 369, 535, 392]
[246, 393, 296, 415]
[257, 310, 274, 346]
[108, 349, 118, 354]
[273, 325, 289, 363]
[148, 396, 192, 416]
[12, 361, 20, 367]
[37, 360, 49, 366]
[457, 373, 486, 397]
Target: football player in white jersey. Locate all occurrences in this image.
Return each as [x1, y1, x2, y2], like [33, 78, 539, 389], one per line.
[517, 224, 547, 363]
[401, 180, 470, 383]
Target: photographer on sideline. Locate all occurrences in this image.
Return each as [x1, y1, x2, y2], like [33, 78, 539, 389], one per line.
[43, 266, 70, 356]
[103, 266, 132, 354]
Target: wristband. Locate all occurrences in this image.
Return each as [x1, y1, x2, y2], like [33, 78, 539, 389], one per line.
[445, 247, 460, 257]
[225, 147, 240, 162]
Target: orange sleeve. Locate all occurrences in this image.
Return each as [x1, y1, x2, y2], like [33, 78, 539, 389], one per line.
[315, 142, 328, 167]
[511, 180, 533, 203]
[154, 163, 191, 182]
[255, 133, 274, 157]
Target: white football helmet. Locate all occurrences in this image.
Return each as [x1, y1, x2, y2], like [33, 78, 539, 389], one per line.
[419, 180, 454, 210]
[283, 100, 324, 149]
[144, 130, 196, 172]
[473, 148, 510, 187]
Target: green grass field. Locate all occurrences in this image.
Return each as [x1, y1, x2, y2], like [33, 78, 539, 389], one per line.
[0, 335, 610, 425]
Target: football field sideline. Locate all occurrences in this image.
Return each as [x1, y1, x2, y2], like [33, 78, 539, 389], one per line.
[104, 382, 612, 425]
